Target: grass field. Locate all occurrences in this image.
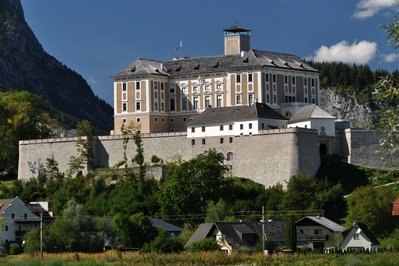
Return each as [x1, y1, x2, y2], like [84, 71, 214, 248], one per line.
[1, 251, 399, 266]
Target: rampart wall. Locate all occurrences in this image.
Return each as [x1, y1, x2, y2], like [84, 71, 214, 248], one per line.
[19, 128, 321, 187]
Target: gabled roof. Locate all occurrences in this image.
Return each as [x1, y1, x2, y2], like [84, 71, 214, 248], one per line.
[185, 221, 286, 248]
[341, 223, 379, 245]
[114, 49, 318, 79]
[186, 103, 288, 127]
[150, 218, 183, 233]
[289, 104, 336, 123]
[296, 216, 345, 232]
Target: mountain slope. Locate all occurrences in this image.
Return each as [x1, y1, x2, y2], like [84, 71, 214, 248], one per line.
[0, 0, 113, 132]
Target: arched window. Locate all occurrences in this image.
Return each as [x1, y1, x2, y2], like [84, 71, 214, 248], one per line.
[226, 152, 234, 161]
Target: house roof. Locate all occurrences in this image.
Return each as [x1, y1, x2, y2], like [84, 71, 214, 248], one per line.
[186, 103, 288, 127]
[223, 24, 251, 33]
[114, 49, 318, 79]
[296, 216, 345, 232]
[342, 223, 380, 245]
[289, 104, 336, 124]
[150, 218, 183, 233]
[185, 221, 286, 248]
[0, 198, 13, 214]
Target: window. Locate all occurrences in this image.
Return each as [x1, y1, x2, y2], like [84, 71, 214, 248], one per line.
[248, 73, 253, 82]
[314, 229, 322, 235]
[227, 152, 234, 161]
[205, 85, 210, 91]
[183, 117, 187, 122]
[229, 124, 233, 130]
[136, 81, 140, 90]
[261, 123, 265, 129]
[272, 74, 276, 83]
[11, 213, 15, 219]
[217, 95, 222, 107]
[154, 91, 158, 99]
[122, 82, 127, 91]
[161, 102, 165, 111]
[154, 81, 158, 90]
[304, 78, 308, 86]
[155, 117, 158, 122]
[170, 87, 175, 94]
[220, 125, 224, 131]
[202, 138, 206, 145]
[136, 101, 141, 111]
[170, 118, 175, 123]
[220, 138, 224, 144]
[205, 96, 210, 108]
[284, 75, 288, 84]
[265, 73, 269, 82]
[236, 74, 241, 83]
[161, 117, 165, 123]
[122, 102, 127, 112]
[160, 82, 164, 90]
[240, 124, 244, 130]
[248, 94, 254, 104]
[217, 84, 222, 90]
[354, 233, 360, 240]
[154, 101, 158, 111]
[193, 97, 199, 110]
[4, 225, 8, 231]
[202, 126, 205, 132]
[266, 94, 270, 103]
[122, 118, 127, 123]
[311, 78, 315, 87]
[182, 98, 187, 111]
[312, 98, 316, 104]
[191, 127, 195, 133]
[191, 139, 195, 145]
[249, 123, 252, 129]
[236, 94, 241, 104]
[292, 76, 296, 85]
[273, 95, 277, 104]
[136, 117, 141, 123]
[229, 137, 233, 143]
[170, 99, 175, 111]
[304, 97, 308, 103]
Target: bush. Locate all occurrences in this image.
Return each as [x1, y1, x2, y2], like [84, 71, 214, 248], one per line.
[187, 238, 220, 252]
[151, 155, 161, 164]
[141, 232, 183, 253]
[8, 243, 22, 255]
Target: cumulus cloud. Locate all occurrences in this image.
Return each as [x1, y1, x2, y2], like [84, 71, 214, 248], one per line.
[354, 0, 399, 19]
[312, 40, 377, 64]
[383, 52, 399, 62]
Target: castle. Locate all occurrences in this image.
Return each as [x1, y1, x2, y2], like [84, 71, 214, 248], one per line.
[17, 25, 398, 187]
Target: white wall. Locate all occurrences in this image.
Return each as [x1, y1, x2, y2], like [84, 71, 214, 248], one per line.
[288, 118, 335, 136]
[340, 227, 377, 251]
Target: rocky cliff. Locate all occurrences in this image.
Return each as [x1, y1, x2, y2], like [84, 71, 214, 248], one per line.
[0, 0, 113, 132]
[319, 88, 372, 128]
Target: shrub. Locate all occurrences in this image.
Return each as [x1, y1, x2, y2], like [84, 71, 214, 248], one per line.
[187, 238, 220, 252]
[9, 243, 22, 255]
[141, 232, 183, 253]
[151, 155, 161, 164]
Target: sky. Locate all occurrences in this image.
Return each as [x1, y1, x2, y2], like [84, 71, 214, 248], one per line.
[21, 0, 399, 106]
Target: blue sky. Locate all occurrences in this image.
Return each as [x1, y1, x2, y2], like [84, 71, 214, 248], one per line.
[21, 0, 399, 106]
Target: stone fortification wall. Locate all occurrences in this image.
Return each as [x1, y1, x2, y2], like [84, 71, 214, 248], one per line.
[19, 128, 321, 187]
[342, 129, 398, 170]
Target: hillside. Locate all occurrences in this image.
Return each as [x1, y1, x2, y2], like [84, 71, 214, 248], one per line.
[0, 0, 113, 132]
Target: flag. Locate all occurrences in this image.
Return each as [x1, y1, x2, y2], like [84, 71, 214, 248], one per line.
[175, 40, 183, 51]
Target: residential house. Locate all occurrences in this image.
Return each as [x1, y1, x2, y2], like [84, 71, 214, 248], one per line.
[186, 102, 289, 139]
[185, 221, 285, 254]
[392, 196, 399, 216]
[296, 216, 345, 251]
[0, 197, 52, 245]
[340, 222, 379, 252]
[150, 218, 183, 237]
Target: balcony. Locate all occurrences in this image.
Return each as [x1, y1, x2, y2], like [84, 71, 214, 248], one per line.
[303, 235, 328, 241]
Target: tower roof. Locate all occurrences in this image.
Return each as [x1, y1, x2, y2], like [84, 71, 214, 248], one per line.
[223, 23, 251, 33]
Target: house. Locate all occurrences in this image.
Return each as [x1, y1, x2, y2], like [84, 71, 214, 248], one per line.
[150, 218, 183, 237]
[112, 24, 320, 134]
[186, 102, 289, 138]
[0, 197, 52, 245]
[296, 216, 345, 251]
[392, 196, 399, 216]
[185, 221, 285, 254]
[340, 222, 379, 252]
[287, 104, 336, 136]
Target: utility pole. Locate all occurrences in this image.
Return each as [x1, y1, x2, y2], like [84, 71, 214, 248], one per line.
[262, 205, 265, 255]
[40, 212, 43, 260]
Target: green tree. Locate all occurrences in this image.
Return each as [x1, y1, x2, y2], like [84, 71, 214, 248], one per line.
[141, 231, 184, 253]
[285, 215, 297, 252]
[283, 173, 318, 210]
[345, 185, 396, 237]
[68, 120, 94, 176]
[23, 228, 40, 254]
[205, 199, 233, 222]
[187, 238, 220, 252]
[160, 149, 227, 223]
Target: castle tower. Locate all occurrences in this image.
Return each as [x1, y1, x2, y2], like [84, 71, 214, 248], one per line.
[223, 24, 251, 55]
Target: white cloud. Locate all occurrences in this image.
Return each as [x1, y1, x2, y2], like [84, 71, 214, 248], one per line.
[354, 0, 399, 19]
[383, 52, 399, 62]
[312, 40, 377, 64]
